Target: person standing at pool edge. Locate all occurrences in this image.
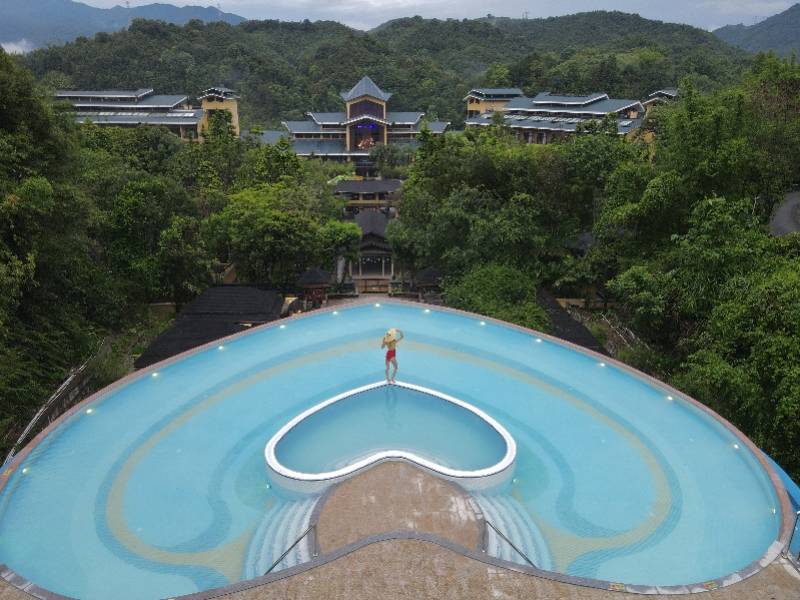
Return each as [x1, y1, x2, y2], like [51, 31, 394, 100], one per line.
[381, 328, 404, 384]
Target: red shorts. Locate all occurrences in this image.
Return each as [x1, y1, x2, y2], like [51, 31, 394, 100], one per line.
[385, 349, 396, 361]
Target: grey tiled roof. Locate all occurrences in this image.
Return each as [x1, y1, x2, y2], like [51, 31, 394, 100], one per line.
[466, 113, 643, 135]
[423, 121, 450, 133]
[70, 94, 188, 109]
[648, 88, 679, 98]
[386, 112, 424, 124]
[334, 179, 403, 195]
[466, 88, 524, 99]
[340, 76, 392, 102]
[505, 95, 642, 116]
[254, 130, 288, 144]
[308, 112, 347, 124]
[56, 88, 153, 100]
[283, 120, 323, 133]
[74, 109, 204, 126]
[531, 92, 609, 105]
[291, 139, 369, 156]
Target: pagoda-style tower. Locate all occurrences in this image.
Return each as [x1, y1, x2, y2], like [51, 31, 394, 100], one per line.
[199, 86, 240, 137]
[341, 76, 391, 152]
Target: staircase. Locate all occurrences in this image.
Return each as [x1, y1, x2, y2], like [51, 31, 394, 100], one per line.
[473, 493, 552, 570]
[243, 496, 318, 579]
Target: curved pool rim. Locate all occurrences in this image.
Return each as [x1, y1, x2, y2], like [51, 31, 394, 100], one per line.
[264, 380, 517, 492]
[0, 298, 793, 597]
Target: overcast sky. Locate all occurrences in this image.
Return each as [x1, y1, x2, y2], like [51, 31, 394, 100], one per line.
[78, 0, 792, 31]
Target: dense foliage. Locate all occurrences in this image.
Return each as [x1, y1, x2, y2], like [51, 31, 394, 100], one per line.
[392, 55, 800, 478]
[23, 12, 747, 128]
[0, 50, 356, 454]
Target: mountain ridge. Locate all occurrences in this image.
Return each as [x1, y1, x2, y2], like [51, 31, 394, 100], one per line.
[0, 0, 245, 50]
[713, 3, 800, 55]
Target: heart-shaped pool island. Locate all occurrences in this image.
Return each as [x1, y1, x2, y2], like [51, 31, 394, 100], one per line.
[265, 381, 517, 492]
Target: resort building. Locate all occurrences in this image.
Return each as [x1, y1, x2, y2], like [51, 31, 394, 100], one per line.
[258, 76, 450, 160]
[643, 88, 679, 110]
[464, 87, 525, 118]
[465, 91, 645, 144]
[56, 86, 240, 140]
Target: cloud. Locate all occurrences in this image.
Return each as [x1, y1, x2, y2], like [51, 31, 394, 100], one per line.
[70, 0, 794, 30]
[1, 39, 36, 54]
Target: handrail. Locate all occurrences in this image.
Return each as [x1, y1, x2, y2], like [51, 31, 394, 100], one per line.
[787, 510, 800, 564]
[481, 519, 538, 569]
[264, 523, 319, 575]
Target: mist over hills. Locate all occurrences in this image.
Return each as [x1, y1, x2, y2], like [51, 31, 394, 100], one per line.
[714, 3, 800, 56]
[0, 0, 245, 50]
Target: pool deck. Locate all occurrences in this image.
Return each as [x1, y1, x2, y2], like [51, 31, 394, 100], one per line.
[178, 462, 799, 600]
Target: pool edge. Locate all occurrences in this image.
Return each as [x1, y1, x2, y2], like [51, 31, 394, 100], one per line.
[0, 297, 793, 597]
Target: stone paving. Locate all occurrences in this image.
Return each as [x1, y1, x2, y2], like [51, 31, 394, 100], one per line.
[316, 461, 482, 552]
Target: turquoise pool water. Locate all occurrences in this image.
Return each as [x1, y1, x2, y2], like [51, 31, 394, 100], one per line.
[0, 303, 782, 599]
[274, 384, 508, 474]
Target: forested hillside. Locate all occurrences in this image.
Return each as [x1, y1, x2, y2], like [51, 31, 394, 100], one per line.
[24, 12, 748, 128]
[714, 3, 800, 56]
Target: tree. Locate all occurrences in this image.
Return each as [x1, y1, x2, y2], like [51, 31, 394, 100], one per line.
[157, 216, 212, 307]
[445, 263, 549, 331]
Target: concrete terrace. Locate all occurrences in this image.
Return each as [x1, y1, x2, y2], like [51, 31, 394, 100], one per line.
[167, 462, 800, 600]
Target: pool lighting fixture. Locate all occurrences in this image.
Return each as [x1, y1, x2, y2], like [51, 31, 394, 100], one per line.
[374, 303, 381, 307]
[218, 345, 224, 350]
[21, 468, 28, 474]
[535, 338, 542, 343]
[771, 507, 776, 514]
[733, 443, 740, 450]
[151, 372, 159, 378]
[85, 408, 94, 415]
[666, 395, 674, 401]
[424, 308, 430, 313]
[479, 321, 486, 326]
[333, 311, 339, 315]
[279, 324, 286, 329]
[598, 362, 606, 367]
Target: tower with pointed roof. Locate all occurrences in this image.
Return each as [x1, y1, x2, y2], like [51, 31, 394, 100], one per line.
[341, 76, 392, 151]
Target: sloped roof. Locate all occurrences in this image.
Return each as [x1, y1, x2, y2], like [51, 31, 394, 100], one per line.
[56, 88, 153, 100]
[340, 76, 392, 102]
[464, 88, 525, 100]
[355, 210, 389, 238]
[423, 121, 450, 133]
[291, 139, 370, 156]
[133, 285, 283, 369]
[334, 179, 403, 195]
[505, 95, 642, 116]
[532, 92, 609, 105]
[298, 268, 331, 286]
[386, 112, 424, 124]
[308, 112, 347, 124]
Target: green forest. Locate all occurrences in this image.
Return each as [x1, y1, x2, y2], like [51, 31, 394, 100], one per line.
[2, 12, 800, 485]
[23, 11, 748, 127]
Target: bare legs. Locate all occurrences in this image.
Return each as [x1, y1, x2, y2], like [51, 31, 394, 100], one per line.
[385, 357, 398, 384]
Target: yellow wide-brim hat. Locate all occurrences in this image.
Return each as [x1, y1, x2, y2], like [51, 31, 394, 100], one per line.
[383, 328, 398, 343]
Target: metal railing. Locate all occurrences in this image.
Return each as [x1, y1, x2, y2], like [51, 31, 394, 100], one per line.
[480, 519, 538, 569]
[264, 523, 319, 576]
[786, 510, 800, 565]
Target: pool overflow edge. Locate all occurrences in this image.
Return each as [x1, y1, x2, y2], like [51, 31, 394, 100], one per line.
[0, 298, 795, 598]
